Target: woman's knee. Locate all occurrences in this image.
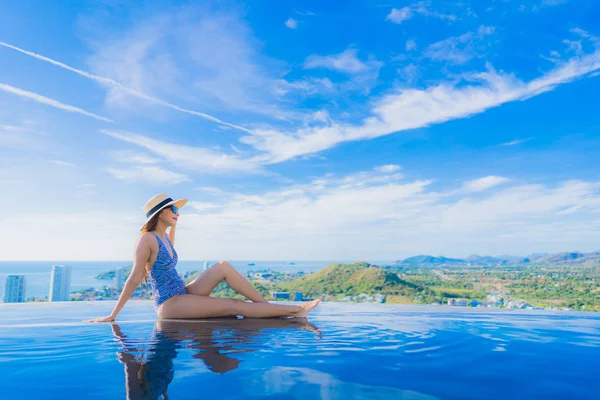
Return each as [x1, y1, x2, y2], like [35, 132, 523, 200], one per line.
[217, 260, 235, 271]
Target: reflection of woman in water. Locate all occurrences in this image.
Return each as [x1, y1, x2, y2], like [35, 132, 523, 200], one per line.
[87, 193, 320, 323]
[111, 318, 320, 399]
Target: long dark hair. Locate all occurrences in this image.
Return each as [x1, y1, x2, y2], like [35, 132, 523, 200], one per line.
[140, 211, 162, 284]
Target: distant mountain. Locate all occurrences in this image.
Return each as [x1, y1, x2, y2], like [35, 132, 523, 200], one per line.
[536, 251, 600, 265]
[397, 255, 464, 265]
[281, 261, 428, 297]
[525, 253, 549, 261]
[495, 255, 528, 263]
[394, 251, 600, 266]
[465, 255, 510, 264]
[538, 251, 585, 263]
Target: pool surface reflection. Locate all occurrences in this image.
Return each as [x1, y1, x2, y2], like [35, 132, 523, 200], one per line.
[0, 301, 599, 399]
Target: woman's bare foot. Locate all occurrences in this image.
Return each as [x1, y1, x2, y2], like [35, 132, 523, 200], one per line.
[294, 299, 321, 318]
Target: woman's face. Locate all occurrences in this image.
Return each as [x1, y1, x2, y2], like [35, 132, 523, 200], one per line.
[159, 205, 180, 227]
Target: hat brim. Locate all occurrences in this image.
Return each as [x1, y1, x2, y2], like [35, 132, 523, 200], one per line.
[141, 198, 188, 231]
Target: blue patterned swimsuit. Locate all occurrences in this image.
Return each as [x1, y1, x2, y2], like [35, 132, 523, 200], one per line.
[147, 232, 188, 309]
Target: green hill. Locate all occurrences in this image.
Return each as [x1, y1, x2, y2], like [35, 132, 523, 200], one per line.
[280, 262, 428, 298]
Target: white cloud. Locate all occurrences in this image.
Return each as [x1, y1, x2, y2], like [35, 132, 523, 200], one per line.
[424, 25, 495, 65]
[563, 39, 583, 54]
[241, 45, 600, 163]
[3, 168, 600, 259]
[542, 0, 568, 6]
[463, 176, 510, 192]
[413, 2, 456, 21]
[375, 164, 401, 173]
[571, 28, 599, 45]
[285, 18, 298, 29]
[405, 40, 418, 51]
[107, 165, 190, 185]
[386, 3, 456, 24]
[386, 7, 413, 24]
[0, 124, 45, 148]
[304, 49, 381, 74]
[0, 40, 249, 132]
[499, 137, 535, 146]
[50, 160, 76, 167]
[101, 129, 263, 174]
[0, 82, 113, 123]
[187, 201, 223, 212]
[0, 212, 141, 260]
[397, 63, 421, 83]
[293, 10, 316, 17]
[273, 77, 335, 97]
[169, 174, 600, 260]
[111, 150, 162, 164]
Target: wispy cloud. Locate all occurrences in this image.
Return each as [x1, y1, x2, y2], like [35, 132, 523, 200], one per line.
[293, 9, 316, 17]
[375, 164, 402, 173]
[242, 41, 600, 163]
[386, 7, 413, 24]
[499, 137, 535, 147]
[424, 25, 495, 65]
[0, 123, 44, 148]
[274, 77, 335, 97]
[304, 48, 381, 74]
[107, 165, 190, 185]
[285, 18, 298, 29]
[386, 2, 456, 25]
[83, 10, 296, 120]
[0, 40, 250, 132]
[405, 40, 418, 51]
[187, 201, 223, 212]
[413, 1, 456, 21]
[50, 160, 76, 167]
[542, 0, 568, 6]
[0, 82, 113, 122]
[174, 170, 600, 259]
[110, 150, 162, 164]
[397, 63, 421, 83]
[101, 129, 263, 174]
[463, 176, 510, 192]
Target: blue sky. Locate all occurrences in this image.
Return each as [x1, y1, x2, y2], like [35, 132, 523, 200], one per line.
[0, 0, 599, 261]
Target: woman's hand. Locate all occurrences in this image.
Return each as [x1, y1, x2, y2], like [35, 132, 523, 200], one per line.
[85, 315, 116, 323]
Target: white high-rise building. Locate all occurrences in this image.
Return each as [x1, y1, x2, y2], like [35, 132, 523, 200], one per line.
[4, 275, 26, 303]
[115, 267, 125, 290]
[203, 261, 208, 271]
[49, 265, 72, 302]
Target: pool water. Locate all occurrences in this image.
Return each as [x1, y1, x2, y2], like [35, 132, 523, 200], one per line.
[0, 301, 599, 399]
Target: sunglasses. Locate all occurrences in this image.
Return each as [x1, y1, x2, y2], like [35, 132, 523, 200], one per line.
[165, 205, 179, 214]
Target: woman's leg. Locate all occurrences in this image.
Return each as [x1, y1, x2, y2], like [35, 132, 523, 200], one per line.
[186, 261, 267, 302]
[158, 294, 320, 319]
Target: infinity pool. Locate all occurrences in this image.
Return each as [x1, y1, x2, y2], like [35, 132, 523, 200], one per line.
[0, 301, 598, 399]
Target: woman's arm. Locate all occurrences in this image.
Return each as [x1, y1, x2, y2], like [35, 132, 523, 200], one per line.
[168, 225, 176, 246]
[86, 234, 153, 322]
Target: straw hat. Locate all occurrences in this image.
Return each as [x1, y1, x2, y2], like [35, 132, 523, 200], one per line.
[141, 193, 188, 230]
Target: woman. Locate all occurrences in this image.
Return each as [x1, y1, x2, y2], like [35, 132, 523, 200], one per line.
[87, 193, 320, 323]
[110, 318, 320, 399]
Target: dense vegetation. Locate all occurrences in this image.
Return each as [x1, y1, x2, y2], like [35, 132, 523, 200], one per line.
[393, 263, 600, 311]
[278, 262, 426, 297]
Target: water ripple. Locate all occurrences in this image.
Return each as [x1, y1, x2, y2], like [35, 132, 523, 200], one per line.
[0, 303, 599, 399]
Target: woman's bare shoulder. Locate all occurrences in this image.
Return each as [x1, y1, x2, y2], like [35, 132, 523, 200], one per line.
[137, 232, 157, 248]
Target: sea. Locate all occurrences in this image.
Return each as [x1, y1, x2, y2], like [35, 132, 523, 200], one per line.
[0, 260, 373, 300]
